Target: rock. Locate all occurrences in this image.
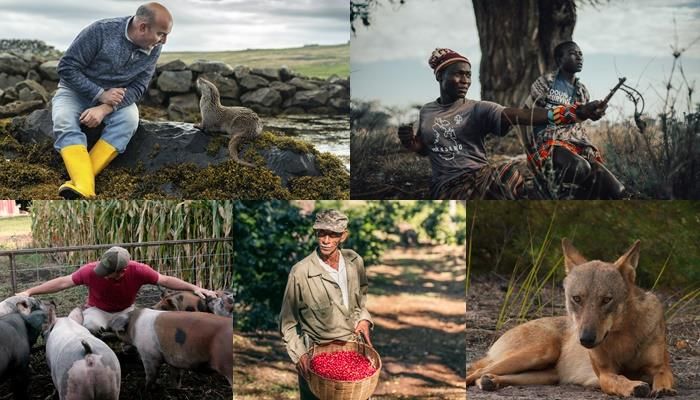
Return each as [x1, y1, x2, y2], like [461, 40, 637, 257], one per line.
[307, 107, 335, 115]
[0, 72, 23, 90]
[0, 88, 3, 100]
[279, 66, 295, 82]
[290, 89, 329, 109]
[143, 88, 165, 106]
[0, 40, 63, 62]
[167, 93, 199, 121]
[41, 80, 58, 94]
[16, 80, 49, 103]
[2, 87, 18, 103]
[269, 81, 296, 99]
[26, 70, 41, 82]
[239, 74, 269, 91]
[157, 59, 187, 72]
[325, 84, 348, 99]
[329, 97, 350, 111]
[240, 87, 282, 108]
[327, 75, 349, 88]
[248, 105, 275, 116]
[0, 100, 45, 118]
[233, 65, 250, 80]
[252, 68, 280, 81]
[288, 77, 318, 91]
[157, 70, 192, 93]
[9, 109, 332, 192]
[199, 73, 239, 99]
[39, 60, 59, 81]
[221, 98, 242, 107]
[258, 147, 319, 186]
[189, 60, 234, 75]
[0, 53, 32, 75]
[282, 106, 305, 115]
[10, 108, 54, 144]
[111, 121, 229, 171]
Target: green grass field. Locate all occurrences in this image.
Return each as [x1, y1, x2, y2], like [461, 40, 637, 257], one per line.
[0, 215, 31, 236]
[159, 43, 349, 79]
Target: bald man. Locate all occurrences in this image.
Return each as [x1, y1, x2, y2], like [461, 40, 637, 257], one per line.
[52, 3, 173, 199]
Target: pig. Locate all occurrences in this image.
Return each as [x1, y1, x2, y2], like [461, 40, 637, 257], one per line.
[109, 308, 232, 387]
[0, 295, 42, 317]
[44, 307, 121, 400]
[0, 302, 49, 400]
[207, 290, 234, 318]
[153, 289, 209, 313]
[153, 288, 234, 318]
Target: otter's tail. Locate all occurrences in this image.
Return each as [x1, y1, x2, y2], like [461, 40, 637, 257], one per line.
[228, 134, 256, 168]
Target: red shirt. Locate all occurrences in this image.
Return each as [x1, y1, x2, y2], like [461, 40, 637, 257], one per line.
[71, 261, 160, 312]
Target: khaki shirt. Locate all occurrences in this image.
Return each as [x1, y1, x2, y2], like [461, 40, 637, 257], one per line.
[279, 248, 372, 363]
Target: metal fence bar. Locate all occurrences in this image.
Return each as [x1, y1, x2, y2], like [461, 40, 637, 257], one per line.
[2, 237, 233, 294]
[0, 237, 233, 256]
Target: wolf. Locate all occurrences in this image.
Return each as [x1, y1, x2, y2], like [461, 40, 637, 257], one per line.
[466, 239, 676, 397]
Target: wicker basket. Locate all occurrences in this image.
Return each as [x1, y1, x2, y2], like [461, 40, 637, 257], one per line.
[305, 340, 381, 400]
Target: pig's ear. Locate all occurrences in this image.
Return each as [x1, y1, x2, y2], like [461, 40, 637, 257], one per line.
[158, 285, 167, 297]
[16, 300, 31, 315]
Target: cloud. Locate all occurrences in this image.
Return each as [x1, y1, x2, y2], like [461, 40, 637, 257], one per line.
[0, 0, 348, 51]
[351, 0, 479, 64]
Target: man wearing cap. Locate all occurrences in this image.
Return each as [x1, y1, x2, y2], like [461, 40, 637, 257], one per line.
[279, 209, 373, 400]
[16, 246, 216, 334]
[53, 2, 173, 199]
[398, 47, 608, 199]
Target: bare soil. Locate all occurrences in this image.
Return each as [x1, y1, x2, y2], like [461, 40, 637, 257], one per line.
[234, 245, 467, 399]
[466, 276, 700, 400]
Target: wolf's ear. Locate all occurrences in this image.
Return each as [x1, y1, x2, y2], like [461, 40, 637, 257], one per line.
[614, 240, 640, 284]
[562, 238, 587, 273]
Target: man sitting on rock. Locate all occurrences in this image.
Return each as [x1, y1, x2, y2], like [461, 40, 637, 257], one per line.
[52, 2, 173, 199]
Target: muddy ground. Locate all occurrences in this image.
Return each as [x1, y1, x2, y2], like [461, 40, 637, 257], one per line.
[0, 282, 232, 400]
[234, 245, 467, 399]
[466, 276, 700, 400]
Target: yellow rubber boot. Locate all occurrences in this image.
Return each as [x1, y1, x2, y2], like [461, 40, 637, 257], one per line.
[89, 139, 118, 176]
[58, 144, 95, 199]
[63, 139, 119, 189]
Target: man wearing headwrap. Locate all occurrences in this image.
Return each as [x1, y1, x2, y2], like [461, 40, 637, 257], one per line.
[398, 48, 608, 200]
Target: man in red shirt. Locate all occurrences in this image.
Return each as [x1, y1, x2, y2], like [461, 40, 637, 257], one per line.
[16, 246, 217, 333]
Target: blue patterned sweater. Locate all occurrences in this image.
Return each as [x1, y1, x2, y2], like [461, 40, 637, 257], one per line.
[57, 16, 161, 110]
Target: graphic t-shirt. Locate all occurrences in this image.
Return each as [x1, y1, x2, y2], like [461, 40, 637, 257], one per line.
[417, 98, 505, 197]
[71, 261, 160, 312]
[530, 73, 591, 148]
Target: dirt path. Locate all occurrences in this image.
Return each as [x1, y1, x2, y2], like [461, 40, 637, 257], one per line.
[466, 277, 700, 400]
[234, 245, 467, 399]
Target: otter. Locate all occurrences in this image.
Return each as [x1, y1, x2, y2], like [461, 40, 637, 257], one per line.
[195, 77, 263, 167]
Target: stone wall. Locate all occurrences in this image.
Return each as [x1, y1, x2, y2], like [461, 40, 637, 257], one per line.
[0, 40, 349, 120]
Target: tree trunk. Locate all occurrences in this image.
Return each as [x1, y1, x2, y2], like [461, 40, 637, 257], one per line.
[472, 0, 577, 107]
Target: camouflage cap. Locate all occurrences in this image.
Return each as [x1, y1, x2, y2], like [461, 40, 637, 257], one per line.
[94, 246, 130, 277]
[312, 209, 348, 233]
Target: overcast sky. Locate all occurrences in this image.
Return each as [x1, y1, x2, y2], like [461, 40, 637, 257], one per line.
[0, 0, 349, 52]
[351, 0, 700, 119]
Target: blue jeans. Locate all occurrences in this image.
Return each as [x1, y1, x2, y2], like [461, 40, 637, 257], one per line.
[52, 86, 139, 152]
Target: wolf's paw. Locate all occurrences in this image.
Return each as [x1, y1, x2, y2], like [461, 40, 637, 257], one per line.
[651, 388, 677, 397]
[477, 374, 498, 391]
[632, 382, 651, 397]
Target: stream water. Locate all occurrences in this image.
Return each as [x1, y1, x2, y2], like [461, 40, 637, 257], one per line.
[262, 114, 350, 170]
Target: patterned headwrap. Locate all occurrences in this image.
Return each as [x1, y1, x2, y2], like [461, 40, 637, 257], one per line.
[429, 48, 471, 77]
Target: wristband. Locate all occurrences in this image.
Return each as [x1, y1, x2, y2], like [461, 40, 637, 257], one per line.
[550, 104, 578, 125]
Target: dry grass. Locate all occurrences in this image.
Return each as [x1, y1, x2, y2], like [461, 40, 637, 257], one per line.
[350, 128, 431, 199]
